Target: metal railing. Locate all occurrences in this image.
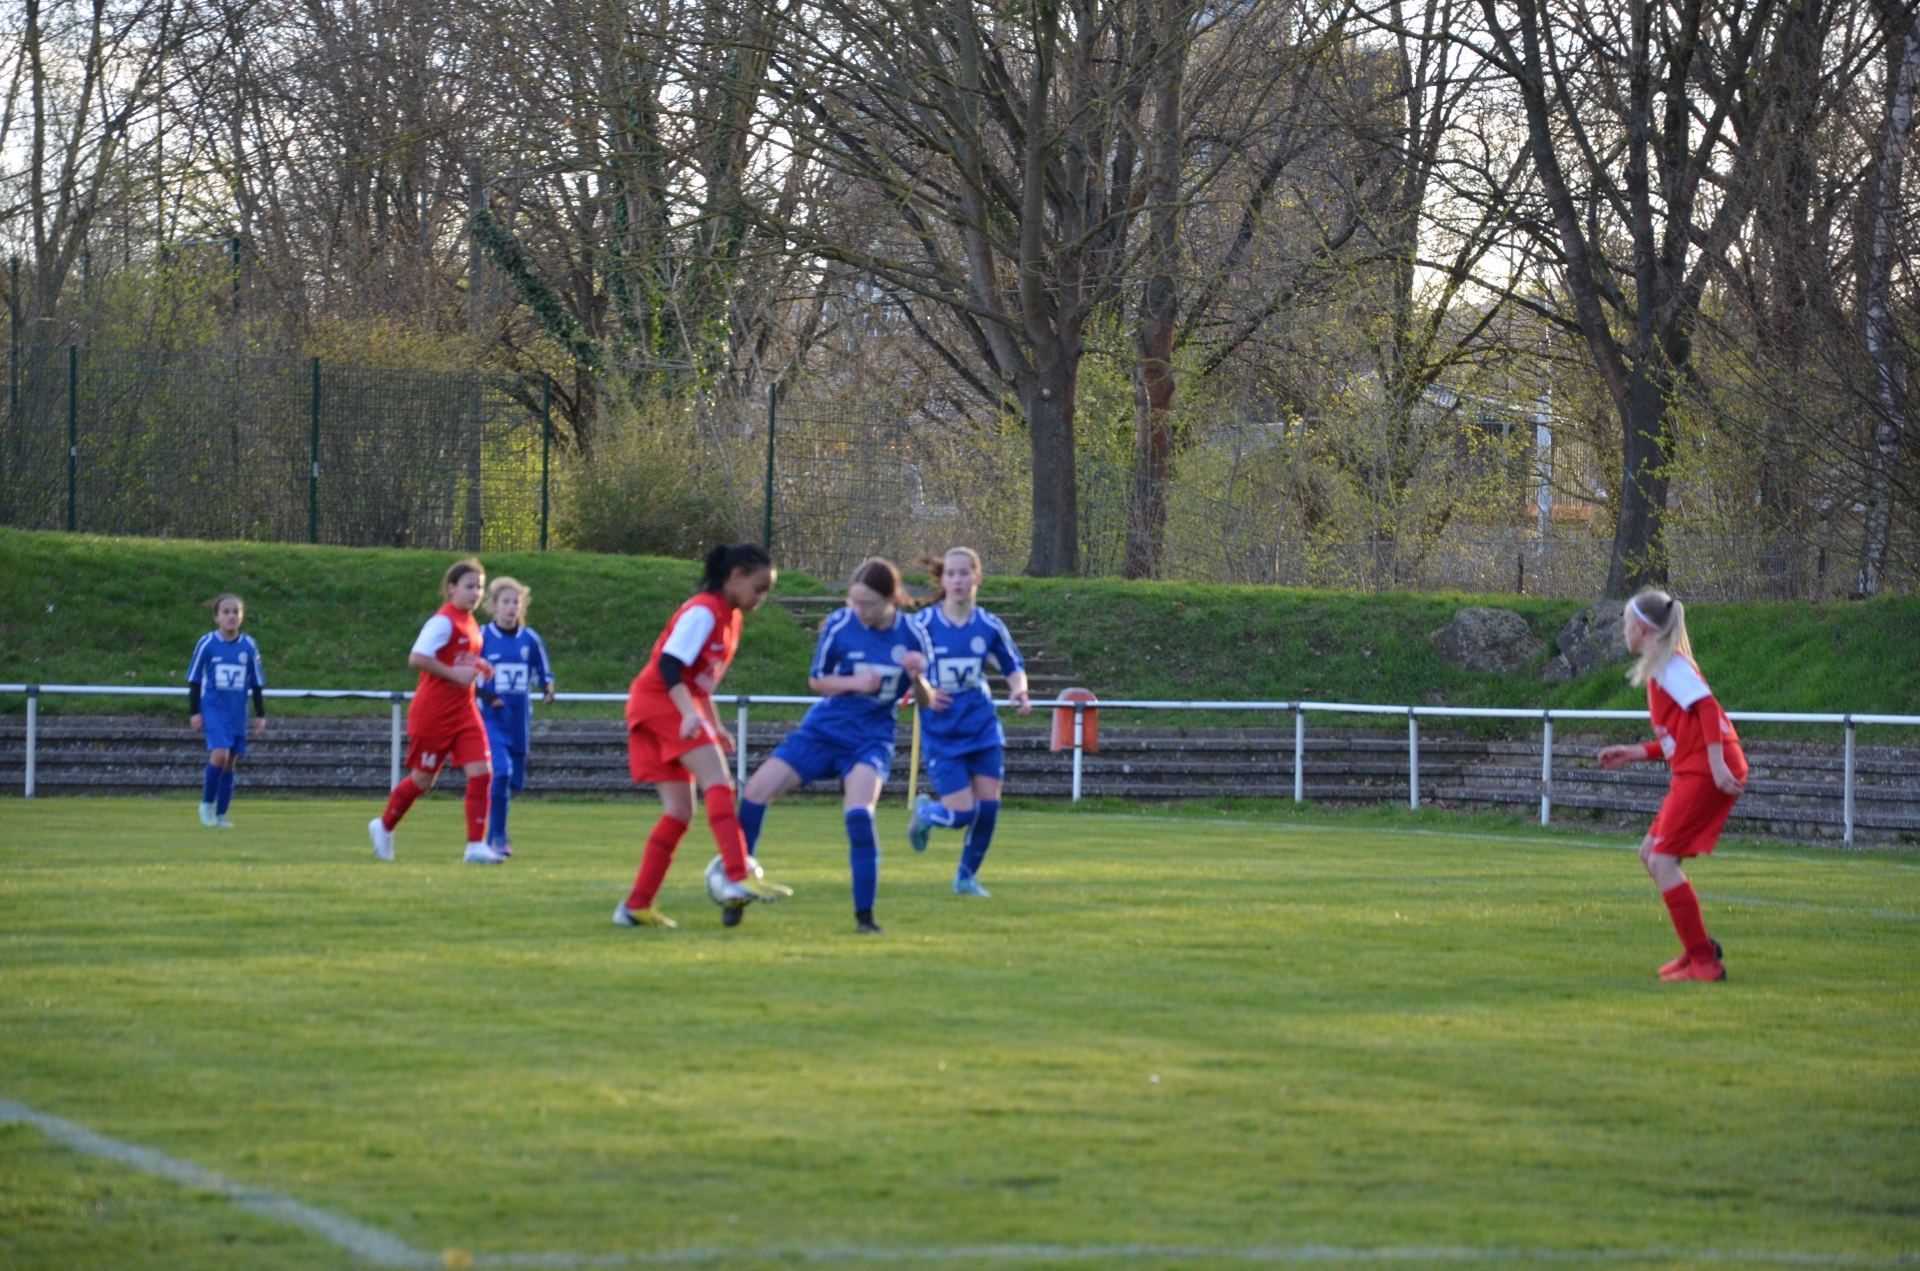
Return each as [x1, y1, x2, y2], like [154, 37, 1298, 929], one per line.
[5, 684, 1917, 846]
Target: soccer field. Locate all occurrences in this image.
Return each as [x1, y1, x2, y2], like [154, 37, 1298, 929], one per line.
[2, 798, 1917, 1269]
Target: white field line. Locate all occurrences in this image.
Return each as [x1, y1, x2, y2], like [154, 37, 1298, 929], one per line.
[0, 1096, 438, 1268]
[3, 1096, 1916, 1269]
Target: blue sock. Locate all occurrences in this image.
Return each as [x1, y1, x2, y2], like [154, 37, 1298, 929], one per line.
[215, 768, 236, 816]
[740, 798, 768, 854]
[489, 768, 511, 844]
[926, 803, 976, 830]
[201, 762, 221, 805]
[846, 808, 879, 913]
[959, 800, 999, 879]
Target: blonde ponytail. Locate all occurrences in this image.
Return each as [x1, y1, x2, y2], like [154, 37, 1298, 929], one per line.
[1626, 588, 1691, 687]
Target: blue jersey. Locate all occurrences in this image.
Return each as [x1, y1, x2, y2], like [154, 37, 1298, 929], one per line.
[793, 607, 934, 747]
[911, 603, 1023, 755]
[186, 632, 264, 728]
[478, 622, 552, 752]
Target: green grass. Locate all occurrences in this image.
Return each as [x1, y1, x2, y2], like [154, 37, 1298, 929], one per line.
[983, 575, 1920, 716]
[3, 797, 1917, 1268]
[4, 530, 1913, 725]
[0, 529, 824, 717]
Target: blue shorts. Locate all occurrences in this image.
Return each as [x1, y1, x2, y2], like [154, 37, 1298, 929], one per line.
[924, 745, 1004, 797]
[772, 729, 896, 787]
[204, 716, 249, 756]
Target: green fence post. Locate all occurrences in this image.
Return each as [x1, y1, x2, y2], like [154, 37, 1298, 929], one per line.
[67, 345, 77, 533]
[540, 372, 551, 551]
[763, 382, 777, 551]
[309, 356, 320, 544]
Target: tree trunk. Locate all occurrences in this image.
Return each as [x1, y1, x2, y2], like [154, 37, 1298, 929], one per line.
[1025, 357, 1081, 576]
[1125, 36, 1185, 581]
[1858, 3, 1919, 595]
[1606, 365, 1672, 595]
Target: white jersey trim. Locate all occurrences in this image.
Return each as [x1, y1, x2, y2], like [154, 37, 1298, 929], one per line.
[661, 605, 718, 665]
[411, 614, 454, 658]
[1656, 655, 1712, 710]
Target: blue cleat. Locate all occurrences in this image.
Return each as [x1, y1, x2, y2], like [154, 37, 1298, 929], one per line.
[909, 795, 934, 852]
[953, 873, 991, 898]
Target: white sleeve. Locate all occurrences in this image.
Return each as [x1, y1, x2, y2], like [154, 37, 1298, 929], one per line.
[411, 614, 454, 658]
[1656, 656, 1712, 709]
[660, 606, 718, 664]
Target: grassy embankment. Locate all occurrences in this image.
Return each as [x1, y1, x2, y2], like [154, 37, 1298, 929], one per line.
[3, 529, 1915, 735]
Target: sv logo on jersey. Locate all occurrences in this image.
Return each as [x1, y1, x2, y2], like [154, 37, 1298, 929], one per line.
[936, 656, 984, 691]
[492, 663, 530, 694]
[867, 667, 906, 700]
[212, 664, 249, 691]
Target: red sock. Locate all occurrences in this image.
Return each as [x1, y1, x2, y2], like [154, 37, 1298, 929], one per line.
[464, 774, 490, 843]
[1662, 881, 1716, 962]
[704, 786, 751, 881]
[627, 815, 690, 910]
[381, 775, 424, 831]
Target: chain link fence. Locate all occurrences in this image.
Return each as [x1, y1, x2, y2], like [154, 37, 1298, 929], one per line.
[2, 345, 552, 551]
[712, 395, 1893, 599]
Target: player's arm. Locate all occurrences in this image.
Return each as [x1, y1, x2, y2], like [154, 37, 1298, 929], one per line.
[409, 651, 477, 684]
[1596, 742, 1653, 769]
[408, 616, 478, 684]
[807, 617, 881, 695]
[812, 669, 883, 695]
[532, 633, 555, 704]
[249, 641, 268, 735]
[187, 638, 208, 730]
[1004, 667, 1033, 714]
[1696, 696, 1745, 795]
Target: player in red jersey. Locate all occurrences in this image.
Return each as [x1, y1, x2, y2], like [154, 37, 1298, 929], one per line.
[1597, 588, 1747, 982]
[368, 558, 504, 865]
[614, 544, 793, 930]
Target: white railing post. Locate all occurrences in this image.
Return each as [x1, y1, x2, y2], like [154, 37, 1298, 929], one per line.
[1843, 716, 1856, 847]
[390, 693, 404, 791]
[1072, 705, 1084, 804]
[24, 685, 38, 798]
[1293, 705, 1305, 804]
[736, 697, 749, 787]
[1540, 712, 1554, 826]
[1407, 708, 1420, 809]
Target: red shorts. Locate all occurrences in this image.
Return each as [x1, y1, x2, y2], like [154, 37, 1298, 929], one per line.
[406, 718, 491, 775]
[627, 697, 717, 785]
[1647, 774, 1738, 858]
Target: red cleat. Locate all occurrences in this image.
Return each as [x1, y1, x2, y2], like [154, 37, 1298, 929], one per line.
[1662, 956, 1727, 982]
[1657, 939, 1723, 980]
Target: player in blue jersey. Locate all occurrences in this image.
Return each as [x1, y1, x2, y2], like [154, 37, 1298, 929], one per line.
[186, 594, 267, 828]
[476, 577, 554, 856]
[739, 558, 937, 934]
[907, 547, 1031, 895]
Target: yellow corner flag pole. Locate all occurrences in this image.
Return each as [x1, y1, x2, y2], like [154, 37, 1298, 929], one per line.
[907, 704, 922, 807]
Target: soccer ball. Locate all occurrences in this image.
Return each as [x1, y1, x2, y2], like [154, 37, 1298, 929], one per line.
[703, 854, 764, 906]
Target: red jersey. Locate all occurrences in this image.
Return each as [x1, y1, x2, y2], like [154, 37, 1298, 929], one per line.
[409, 603, 486, 741]
[626, 593, 742, 723]
[1640, 653, 1747, 781]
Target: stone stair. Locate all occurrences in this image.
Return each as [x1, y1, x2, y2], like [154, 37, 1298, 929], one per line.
[774, 594, 1084, 690]
[4, 716, 1915, 843]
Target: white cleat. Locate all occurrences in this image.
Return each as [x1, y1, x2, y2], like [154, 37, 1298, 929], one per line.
[199, 802, 216, 827]
[369, 817, 395, 861]
[215, 815, 235, 829]
[463, 842, 508, 865]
